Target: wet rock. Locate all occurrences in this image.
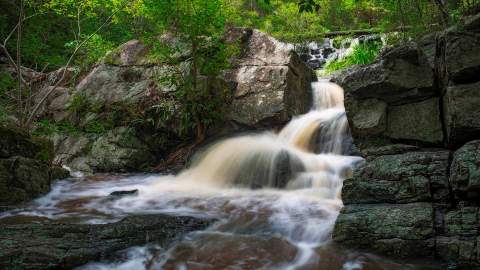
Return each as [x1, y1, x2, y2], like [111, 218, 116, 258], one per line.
[342, 150, 450, 204]
[333, 203, 435, 258]
[232, 149, 305, 189]
[224, 28, 313, 128]
[386, 98, 444, 144]
[109, 189, 139, 197]
[450, 140, 480, 201]
[0, 214, 213, 270]
[443, 82, 480, 147]
[335, 42, 435, 105]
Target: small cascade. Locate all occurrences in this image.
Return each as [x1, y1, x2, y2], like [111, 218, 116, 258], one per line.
[178, 81, 357, 193]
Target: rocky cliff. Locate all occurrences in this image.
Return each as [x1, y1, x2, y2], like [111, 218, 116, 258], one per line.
[332, 13, 480, 268]
[40, 28, 314, 173]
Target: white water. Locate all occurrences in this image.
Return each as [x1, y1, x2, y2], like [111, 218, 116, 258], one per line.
[2, 82, 419, 269]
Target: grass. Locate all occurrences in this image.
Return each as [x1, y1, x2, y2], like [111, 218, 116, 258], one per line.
[324, 41, 382, 74]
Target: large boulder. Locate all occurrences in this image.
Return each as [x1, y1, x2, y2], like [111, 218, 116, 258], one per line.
[450, 140, 480, 200]
[87, 127, 155, 172]
[224, 28, 313, 127]
[0, 214, 213, 270]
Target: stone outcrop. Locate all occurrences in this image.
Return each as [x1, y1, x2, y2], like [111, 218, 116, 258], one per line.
[0, 126, 69, 206]
[0, 214, 213, 270]
[224, 28, 313, 128]
[333, 13, 480, 268]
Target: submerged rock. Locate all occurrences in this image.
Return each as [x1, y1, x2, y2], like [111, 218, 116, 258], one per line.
[0, 214, 213, 270]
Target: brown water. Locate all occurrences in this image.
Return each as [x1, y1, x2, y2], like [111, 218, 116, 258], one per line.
[0, 82, 439, 270]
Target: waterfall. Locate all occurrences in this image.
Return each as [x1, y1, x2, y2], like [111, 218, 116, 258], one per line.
[6, 81, 384, 270]
[178, 81, 357, 200]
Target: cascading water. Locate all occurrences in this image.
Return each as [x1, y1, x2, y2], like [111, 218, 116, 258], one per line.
[1, 82, 420, 270]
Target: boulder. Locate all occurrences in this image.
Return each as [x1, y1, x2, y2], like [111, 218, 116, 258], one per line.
[386, 98, 444, 144]
[450, 140, 480, 200]
[342, 149, 450, 204]
[87, 127, 155, 172]
[335, 42, 435, 105]
[0, 126, 68, 205]
[443, 82, 480, 146]
[333, 203, 435, 258]
[0, 157, 51, 205]
[224, 28, 313, 127]
[0, 214, 213, 270]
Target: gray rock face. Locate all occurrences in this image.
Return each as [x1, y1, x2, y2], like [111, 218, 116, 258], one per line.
[443, 82, 480, 146]
[450, 140, 480, 200]
[224, 28, 313, 127]
[342, 150, 450, 204]
[0, 214, 213, 270]
[386, 98, 444, 144]
[330, 16, 480, 268]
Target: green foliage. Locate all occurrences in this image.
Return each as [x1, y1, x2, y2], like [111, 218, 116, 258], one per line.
[33, 119, 81, 136]
[324, 40, 382, 73]
[67, 93, 90, 116]
[84, 119, 106, 134]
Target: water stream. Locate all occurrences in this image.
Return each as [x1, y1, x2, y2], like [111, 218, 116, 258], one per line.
[1, 82, 430, 269]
